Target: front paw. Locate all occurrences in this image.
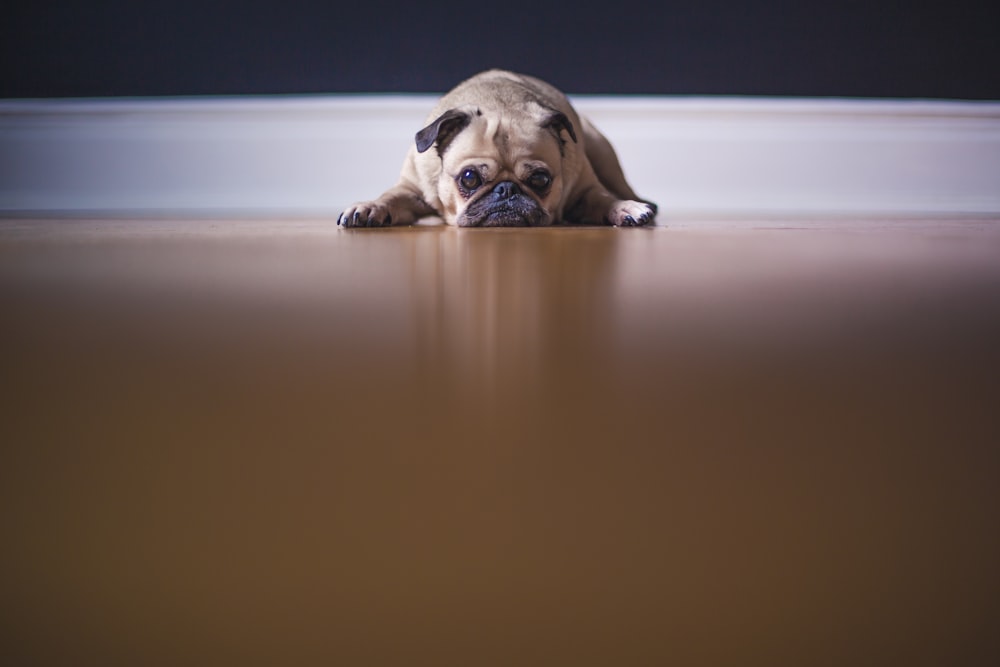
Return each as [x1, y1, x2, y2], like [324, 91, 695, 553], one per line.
[608, 200, 655, 227]
[338, 201, 393, 228]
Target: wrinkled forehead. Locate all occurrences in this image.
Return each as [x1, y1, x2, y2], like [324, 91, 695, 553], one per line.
[443, 111, 563, 170]
[500, 117, 562, 158]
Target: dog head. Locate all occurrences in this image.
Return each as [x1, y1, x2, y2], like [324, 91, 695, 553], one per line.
[415, 102, 578, 227]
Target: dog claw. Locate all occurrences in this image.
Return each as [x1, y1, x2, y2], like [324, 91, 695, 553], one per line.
[338, 203, 392, 228]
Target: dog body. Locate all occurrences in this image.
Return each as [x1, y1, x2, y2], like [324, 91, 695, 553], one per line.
[339, 70, 655, 228]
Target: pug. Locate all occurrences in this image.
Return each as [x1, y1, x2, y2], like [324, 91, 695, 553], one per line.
[338, 69, 656, 228]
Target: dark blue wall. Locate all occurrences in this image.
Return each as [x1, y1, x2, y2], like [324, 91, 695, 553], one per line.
[3, 0, 998, 99]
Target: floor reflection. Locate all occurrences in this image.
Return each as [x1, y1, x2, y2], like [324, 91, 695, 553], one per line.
[403, 227, 622, 405]
[2, 219, 999, 666]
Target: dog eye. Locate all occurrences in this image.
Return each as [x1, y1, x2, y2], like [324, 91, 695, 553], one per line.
[459, 168, 482, 191]
[527, 171, 552, 191]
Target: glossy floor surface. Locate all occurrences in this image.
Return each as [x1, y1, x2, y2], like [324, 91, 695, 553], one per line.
[2, 218, 999, 665]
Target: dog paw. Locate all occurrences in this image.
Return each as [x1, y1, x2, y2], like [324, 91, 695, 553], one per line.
[608, 200, 655, 227]
[338, 202, 393, 228]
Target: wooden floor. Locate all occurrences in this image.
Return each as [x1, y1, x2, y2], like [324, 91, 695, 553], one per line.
[2, 218, 999, 665]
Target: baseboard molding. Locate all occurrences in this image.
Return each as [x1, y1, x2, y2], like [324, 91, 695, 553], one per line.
[2, 95, 998, 218]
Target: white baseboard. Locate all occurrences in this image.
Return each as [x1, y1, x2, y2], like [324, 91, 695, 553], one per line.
[1, 95, 998, 218]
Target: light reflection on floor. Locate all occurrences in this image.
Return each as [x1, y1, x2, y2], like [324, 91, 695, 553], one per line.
[2, 218, 999, 665]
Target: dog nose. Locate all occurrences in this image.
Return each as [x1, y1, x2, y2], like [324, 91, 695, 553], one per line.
[492, 181, 521, 200]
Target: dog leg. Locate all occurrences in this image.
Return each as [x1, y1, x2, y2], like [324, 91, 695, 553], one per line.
[566, 183, 656, 227]
[581, 116, 658, 216]
[338, 183, 435, 228]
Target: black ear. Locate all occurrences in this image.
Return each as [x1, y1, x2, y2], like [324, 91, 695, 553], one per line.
[544, 111, 578, 145]
[415, 109, 472, 154]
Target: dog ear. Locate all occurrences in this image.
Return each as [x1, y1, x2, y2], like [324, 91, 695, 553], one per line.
[544, 111, 578, 145]
[415, 109, 472, 154]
